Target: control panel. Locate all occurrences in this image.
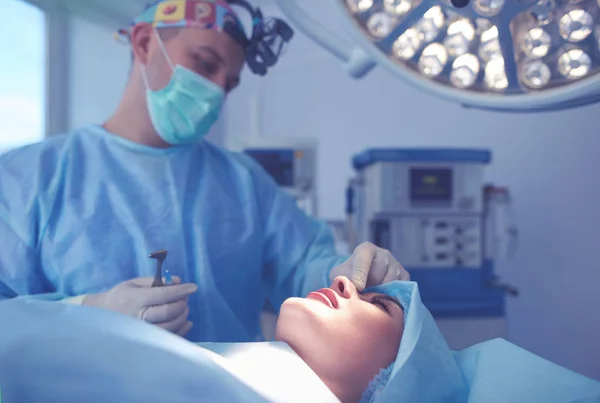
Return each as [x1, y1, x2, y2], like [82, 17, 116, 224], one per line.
[370, 215, 482, 268]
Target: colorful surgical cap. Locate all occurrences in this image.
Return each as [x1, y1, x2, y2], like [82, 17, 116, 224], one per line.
[118, 0, 245, 41]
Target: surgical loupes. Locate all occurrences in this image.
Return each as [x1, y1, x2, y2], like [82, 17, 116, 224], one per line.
[149, 249, 172, 287]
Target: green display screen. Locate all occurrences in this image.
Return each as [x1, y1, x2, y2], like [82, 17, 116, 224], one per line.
[410, 168, 453, 202]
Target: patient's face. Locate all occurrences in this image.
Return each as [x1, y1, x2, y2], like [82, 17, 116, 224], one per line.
[275, 276, 404, 390]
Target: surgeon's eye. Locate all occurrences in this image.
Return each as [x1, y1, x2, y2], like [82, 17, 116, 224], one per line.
[370, 295, 392, 314]
[193, 54, 218, 75]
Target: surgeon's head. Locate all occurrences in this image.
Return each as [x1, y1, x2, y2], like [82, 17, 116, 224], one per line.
[129, 0, 245, 94]
[130, 27, 244, 98]
[111, 0, 246, 147]
[275, 276, 405, 403]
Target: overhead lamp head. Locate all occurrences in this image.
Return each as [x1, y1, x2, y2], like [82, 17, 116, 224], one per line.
[276, 0, 600, 112]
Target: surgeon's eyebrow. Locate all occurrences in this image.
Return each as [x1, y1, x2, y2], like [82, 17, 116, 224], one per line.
[196, 46, 224, 62]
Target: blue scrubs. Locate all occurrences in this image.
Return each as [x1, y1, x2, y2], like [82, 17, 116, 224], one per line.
[0, 125, 345, 342]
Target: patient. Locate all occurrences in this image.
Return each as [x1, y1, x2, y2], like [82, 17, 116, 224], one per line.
[275, 276, 405, 403]
[3, 277, 598, 403]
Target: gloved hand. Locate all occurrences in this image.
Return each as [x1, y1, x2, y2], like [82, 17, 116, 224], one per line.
[330, 242, 410, 291]
[83, 276, 197, 337]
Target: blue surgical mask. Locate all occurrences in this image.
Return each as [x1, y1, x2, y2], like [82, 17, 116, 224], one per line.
[142, 30, 225, 146]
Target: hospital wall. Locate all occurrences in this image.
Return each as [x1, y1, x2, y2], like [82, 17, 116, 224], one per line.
[65, 6, 600, 381]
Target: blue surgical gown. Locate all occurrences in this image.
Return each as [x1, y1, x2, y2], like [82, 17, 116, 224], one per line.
[0, 125, 345, 342]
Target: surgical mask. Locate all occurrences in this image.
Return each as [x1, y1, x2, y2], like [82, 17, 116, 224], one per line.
[142, 29, 225, 146]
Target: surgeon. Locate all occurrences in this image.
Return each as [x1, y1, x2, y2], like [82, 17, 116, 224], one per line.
[0, 0, 409, 342]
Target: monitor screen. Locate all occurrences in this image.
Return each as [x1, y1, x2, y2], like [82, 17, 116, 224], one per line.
[245, 149, 294, 187]
[410, 167, 453, 202]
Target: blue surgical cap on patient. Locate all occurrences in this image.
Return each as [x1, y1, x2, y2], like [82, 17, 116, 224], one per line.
[358, 281, 468, 403]
[360, 365, 393, 403]
[357, 281, 600, 403]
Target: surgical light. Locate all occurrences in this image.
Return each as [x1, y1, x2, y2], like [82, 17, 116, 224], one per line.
[275, 0, 600, 112]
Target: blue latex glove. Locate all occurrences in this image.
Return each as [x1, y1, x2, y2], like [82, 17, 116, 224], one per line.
[330, 242, 410, 291]
[83, 276, 197, 337]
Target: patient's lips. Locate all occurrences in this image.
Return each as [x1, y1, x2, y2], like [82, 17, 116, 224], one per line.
[307, 288, 339, 309]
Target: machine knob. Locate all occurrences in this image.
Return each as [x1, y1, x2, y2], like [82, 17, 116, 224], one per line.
[435, 237, 449, 245]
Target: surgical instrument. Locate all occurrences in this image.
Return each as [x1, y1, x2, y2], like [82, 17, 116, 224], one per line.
[149, 249, 171, 287]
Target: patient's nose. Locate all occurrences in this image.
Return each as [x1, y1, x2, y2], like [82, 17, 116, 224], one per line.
[332, 276, 357, 299]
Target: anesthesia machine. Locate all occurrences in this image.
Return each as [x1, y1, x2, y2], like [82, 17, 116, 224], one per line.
[230, 136, 319, 217]
[348, 148, 518, 349]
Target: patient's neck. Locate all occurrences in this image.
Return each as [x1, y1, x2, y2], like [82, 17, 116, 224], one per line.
[277, 334, 367, 402]
[318, 376, 365, 403]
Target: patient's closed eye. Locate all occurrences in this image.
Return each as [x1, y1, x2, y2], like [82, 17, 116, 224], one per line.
[371, 295, 392, 314]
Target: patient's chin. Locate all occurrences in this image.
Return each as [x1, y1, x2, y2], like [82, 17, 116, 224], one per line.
[279, 297, 318, 319]
[274, 298, 302, 342]
[275, 299, 321, 350]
